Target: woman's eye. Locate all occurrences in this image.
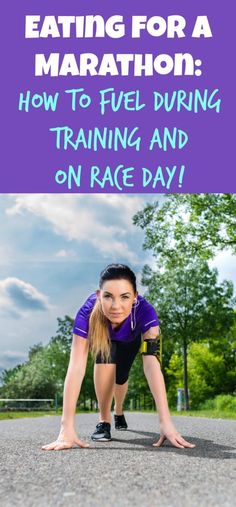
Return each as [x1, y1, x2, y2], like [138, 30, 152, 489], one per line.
[122, 296, 129, 300]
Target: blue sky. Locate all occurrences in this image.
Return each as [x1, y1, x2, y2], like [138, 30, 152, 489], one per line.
[0, 194, 235, 374]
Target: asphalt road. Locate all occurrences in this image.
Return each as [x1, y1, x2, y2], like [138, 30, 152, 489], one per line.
[0, 412, 235, 507]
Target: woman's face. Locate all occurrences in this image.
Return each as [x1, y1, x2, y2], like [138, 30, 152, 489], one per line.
[97, 279, 137, 328]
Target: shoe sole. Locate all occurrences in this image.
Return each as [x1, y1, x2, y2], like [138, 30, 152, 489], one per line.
[115, 427, 128, 430]
[91, 436, 112, 442]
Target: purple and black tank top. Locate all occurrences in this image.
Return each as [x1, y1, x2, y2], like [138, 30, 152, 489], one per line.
[73, 293, 160, 343]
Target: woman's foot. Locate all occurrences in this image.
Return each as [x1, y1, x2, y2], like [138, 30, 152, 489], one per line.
[91, 422, 112, 441]
[114, 414, 128, 430]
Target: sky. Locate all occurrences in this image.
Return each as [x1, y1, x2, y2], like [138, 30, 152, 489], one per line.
[0, 194, 235, 375]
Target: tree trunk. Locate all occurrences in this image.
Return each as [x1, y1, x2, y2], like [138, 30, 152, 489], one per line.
[183, 338, 190, 410]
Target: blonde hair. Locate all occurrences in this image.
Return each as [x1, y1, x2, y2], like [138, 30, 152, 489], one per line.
[88, 299, 111, 362]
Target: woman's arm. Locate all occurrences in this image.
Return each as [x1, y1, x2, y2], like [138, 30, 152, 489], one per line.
[42, 334, 90, 451]
[61, 333, 90, 428]
[142, 327, 195, 449]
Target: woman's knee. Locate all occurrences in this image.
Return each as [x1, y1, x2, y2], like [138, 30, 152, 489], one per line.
[94, 363, 116, 384]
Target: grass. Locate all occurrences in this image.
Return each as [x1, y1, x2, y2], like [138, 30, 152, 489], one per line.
[0, 408, 235, 420]
[0, 411, 58, 420]
[170, 409, 236, 420]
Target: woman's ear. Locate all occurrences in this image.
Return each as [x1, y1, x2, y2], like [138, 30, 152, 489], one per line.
[96, 289, 101, 299]
[133, 292, 138, 303]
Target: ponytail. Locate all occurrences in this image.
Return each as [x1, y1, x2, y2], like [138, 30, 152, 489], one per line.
[88, 299, 111, 362]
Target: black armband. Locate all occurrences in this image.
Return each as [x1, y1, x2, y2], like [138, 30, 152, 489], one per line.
[140, 336, 162, 364]
[140, 339, 158, 356]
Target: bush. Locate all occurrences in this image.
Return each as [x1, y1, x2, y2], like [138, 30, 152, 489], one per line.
[215, 394, 236, 411]
[200, 394, 236, 412]
[167, 343, 230, 409]
[198, 398, 215, 410]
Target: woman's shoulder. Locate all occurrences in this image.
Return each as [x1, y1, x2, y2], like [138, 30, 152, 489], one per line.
[136, 294, 160, 329]
[137, 294, 155, 309]
[75, 292, 97, 317]
[83, 292, 97, 306]
[73, 293, 96, 337]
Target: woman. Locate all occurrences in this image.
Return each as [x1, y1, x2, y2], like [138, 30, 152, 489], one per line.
[42, 264, 195, 451]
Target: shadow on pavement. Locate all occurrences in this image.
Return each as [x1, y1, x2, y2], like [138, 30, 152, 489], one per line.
[86, 428, 236, 459]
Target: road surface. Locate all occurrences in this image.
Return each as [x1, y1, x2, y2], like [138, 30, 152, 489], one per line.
[0, 412, 235, 507]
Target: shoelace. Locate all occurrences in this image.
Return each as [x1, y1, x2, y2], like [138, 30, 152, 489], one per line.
[96, 422, 110, 429]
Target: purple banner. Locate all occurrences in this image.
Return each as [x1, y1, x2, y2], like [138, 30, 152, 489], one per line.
[1, 1, 235, 193]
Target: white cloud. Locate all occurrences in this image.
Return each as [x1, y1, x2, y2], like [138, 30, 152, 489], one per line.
[5, 194, 151, 263]
[56, 249, 67, 258]
[0, 277, 50, 316]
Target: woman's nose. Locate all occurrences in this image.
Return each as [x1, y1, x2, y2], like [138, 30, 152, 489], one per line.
[111, 299, 120, 308]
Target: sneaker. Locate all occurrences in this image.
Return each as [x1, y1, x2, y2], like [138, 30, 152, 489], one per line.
[91, 422, 111, 441]
[114, 414, 128, 430]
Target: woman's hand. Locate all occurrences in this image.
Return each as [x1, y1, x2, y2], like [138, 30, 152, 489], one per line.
[153, 420, 196, 449]
[41, 427, 90, 451]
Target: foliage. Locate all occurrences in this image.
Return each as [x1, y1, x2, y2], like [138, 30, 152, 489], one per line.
[0, 315, 96, 409]
[0, 349, 57, 399]
[133, 194, 236, 264]
[165, 353, 183, 407]
[166, 342, 235, 409]
[126, 353, 154, 410]
[199, 394, 236, 412]
[133, 193, 236, 409]
[0, 318, 70, 399]
[142, 261, 235, 349]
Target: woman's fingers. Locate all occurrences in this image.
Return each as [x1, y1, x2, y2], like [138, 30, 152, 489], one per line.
[176, 436, 196, 448]
[75, 438, 90, 448]
[153, 433, 196, 449]
[54, 441, 73, 451]
[154, 434, 184, 449]
[42, 441, 61, 451]
[168, 436, 185, 448]
[170, 433, 195, 448]
[153, 435, 166, 447]
[42, 437, 90, 451]
[41, 439, 73, 451]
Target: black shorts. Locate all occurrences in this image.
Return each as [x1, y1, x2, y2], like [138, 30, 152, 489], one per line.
[95, 334, 142, 385]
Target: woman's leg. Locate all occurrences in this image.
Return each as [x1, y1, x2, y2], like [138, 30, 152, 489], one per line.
[114, 334, 141, 416]
[114, 381, 128, 415]
[94, 363, 116, 423]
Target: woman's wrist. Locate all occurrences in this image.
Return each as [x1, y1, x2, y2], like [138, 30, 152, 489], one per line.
[159, 413, 172, 424]
[60, 417, 75, 429]
[158, 409, 172, 424]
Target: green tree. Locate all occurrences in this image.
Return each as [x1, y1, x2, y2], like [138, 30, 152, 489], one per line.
[127, 353, 154, 411]
[0, 317, 72, 400]
[0, 315, 98, 409]
[133, 194, 236, 263]
[165, 353, 183, 407]
[54, 315, 73, 344]
[211, 317, 236, 394]
[141, 261, 236, 410]
[133, 193, 236, 410]
[167, 342, 228, 409]
[1, 348, 57, 400]
[28, 343, 44, 360]
[0, 364, 22, 391]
